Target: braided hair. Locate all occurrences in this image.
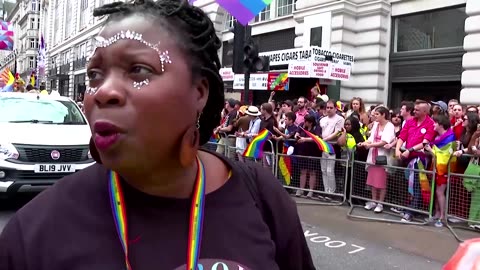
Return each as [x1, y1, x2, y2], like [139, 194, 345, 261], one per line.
[93, 0, 224, 145]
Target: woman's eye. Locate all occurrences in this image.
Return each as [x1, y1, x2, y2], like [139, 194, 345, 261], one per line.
[86, 70, 103, 81]
[131, 66, 152, 75]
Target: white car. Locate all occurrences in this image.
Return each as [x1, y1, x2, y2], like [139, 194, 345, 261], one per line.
[0, 92, 95, 197]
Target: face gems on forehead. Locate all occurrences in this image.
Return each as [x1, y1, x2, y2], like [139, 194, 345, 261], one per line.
[94, 30, 173, 72]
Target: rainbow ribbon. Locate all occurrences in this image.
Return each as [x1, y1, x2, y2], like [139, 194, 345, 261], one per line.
[109, 156, 206, 270]
[301, 127, 335, 154]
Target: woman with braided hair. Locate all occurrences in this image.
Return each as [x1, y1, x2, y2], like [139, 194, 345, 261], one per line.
[0, 1, 314, 269]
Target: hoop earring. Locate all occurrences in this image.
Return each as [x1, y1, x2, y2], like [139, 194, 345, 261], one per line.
[179, 112, 202, 168]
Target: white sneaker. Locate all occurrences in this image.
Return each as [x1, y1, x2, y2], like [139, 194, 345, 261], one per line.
[295, 190, 304, 197]
[306, 191, 314, 198]
[374, 204, 383, 213]
[364, 202, 376, 210]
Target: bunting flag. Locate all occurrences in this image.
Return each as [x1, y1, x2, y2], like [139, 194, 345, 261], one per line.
[0, 20, 14, 51]
[242, 129, 271, 159]
[301, 127, 335, 154]
[278, 146, 291, 185]
[431, 129, 457, 177]
[37, 34, 46, 79]
[0, 67, 15, 92]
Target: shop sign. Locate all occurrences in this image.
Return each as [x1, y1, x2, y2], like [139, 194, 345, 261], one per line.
[219, 68, 234, 81]
[288, 60, 351, 81]
[267, 73, 289, 91]
[288, 61, 311, 78]
[311, 61, 332, 79]
[233, 73, 269, 90]
[259, 46, 354, 68]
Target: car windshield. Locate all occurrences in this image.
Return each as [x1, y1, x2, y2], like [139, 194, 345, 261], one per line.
[0, 96, 87, 125]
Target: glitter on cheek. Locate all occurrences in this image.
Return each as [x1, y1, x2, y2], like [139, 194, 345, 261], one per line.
[132, 79, 149, 90]
[86, 87, 98, 95]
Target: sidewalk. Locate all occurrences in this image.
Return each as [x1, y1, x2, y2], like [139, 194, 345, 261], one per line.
[296, 200, 479, 264]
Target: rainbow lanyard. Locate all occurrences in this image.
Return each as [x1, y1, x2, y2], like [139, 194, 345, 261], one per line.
[108, 156, 206, 270]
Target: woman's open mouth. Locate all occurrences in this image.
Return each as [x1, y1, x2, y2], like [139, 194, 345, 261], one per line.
[93, 121, 123, 151]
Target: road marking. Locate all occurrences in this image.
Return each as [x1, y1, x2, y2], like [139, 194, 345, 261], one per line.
[304, 230, 366, 254]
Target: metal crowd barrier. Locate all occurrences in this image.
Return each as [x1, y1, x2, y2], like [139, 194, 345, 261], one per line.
[274, 139, 349, 206]
[347, 155, 435, 226]
[202, 134, 480, 241]
[445, 154, 480, 242]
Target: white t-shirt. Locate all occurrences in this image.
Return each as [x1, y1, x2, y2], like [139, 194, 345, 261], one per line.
[319, 114, 345, 143]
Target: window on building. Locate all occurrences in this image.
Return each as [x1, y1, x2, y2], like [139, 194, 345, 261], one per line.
[79, 0, 88, 29]
[394, 6, 467, 52]
[65, 0, 73, 37]
[31, 0, 39, 11]
[98, 0, 112, 7]
[30, 18, 37, 29]
[277, 0, 295, 17]
[310, 27, 322, 47]
[54, 0, 61, 44]
[255, 5, 271, 22]
[224, 14, 235, 30]
[29, 38, 38, 49]
[29, 56, 36, 69]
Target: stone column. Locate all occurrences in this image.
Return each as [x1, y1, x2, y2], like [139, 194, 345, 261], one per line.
[460, 0, 480, 104]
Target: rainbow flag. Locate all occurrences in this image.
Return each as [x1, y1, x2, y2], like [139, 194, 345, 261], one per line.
[269, 73, 288, 91]
[0, 67, 14, 92]
[29, 71, 36, 87]
[407, 157, 431, 205]
[336, 101, 344, 111]
[301, 128, 335, 154]
[431, 129, 457, 177]
[243, 129, 271, 159]
[278, 146, 291, 185]
[209, 132, 220, 143]
[216, 0, 273, 26]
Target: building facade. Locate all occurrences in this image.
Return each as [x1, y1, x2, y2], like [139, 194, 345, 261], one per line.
[196, 0, 480, 106]
[9, 0, 477, 105]
[0, 0, 42, 80]
[42, 0, 117, 99]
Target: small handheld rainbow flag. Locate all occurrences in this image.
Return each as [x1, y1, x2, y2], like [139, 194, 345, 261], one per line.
[301, 127, 335, 154]
[278, 146, 292, 185]
[243, 129, 271, 159]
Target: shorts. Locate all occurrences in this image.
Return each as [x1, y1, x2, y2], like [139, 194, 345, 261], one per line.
[435, 174, 448, 187]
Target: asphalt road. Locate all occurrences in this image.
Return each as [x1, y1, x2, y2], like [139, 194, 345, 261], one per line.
[0, 194, 472, 269]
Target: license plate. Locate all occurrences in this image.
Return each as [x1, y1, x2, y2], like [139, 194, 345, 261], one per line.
[34, 164, 76, 173]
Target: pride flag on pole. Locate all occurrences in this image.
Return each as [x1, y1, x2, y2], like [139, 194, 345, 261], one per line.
[243, 129, 271, 159]
[278, 146, 292, 185]
[301, 127, 335, 154]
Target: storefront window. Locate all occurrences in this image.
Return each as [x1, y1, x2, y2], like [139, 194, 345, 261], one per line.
[395, 7, 466, 52]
